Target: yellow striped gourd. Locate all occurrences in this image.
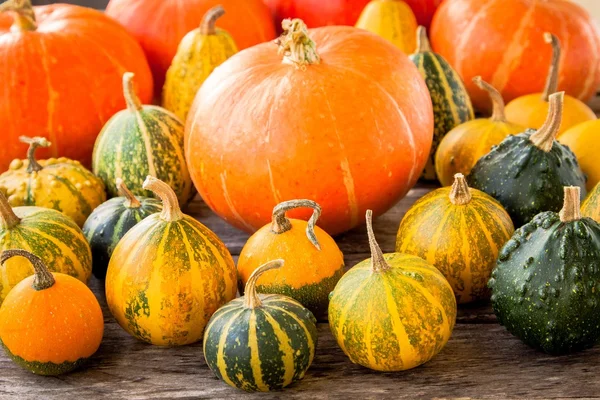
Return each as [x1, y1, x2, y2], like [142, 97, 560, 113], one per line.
[582, 181, 600, 223]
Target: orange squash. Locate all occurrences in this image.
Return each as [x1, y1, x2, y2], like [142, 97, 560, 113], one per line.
[559, 119, 600, 192]
[186, 20, 434, 235]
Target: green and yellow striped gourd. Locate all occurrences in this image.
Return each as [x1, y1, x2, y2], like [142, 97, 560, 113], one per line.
[582, 181, 600, 223]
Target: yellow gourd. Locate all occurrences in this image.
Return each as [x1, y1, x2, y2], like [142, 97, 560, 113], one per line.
[582, 181, 600, 222]
[559, 119, 600, 191]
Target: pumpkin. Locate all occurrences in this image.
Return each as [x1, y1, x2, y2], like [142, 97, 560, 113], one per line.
[237, 200, 344, 319]
[162, 6, 238, 122]
[0, 0, 152, 170]
[105, 176, 237, 346]
[0, 136, 106, 227]
[204, 259, 317, 392]
[93, 73, 194, 206]
[186, 20, 434, 235]
[559, 119, 600, 191]
[396, 173, 514, 303]
[82, 178, 162, 279]
[355, 0, 418, 55]
[105, 0, 275, 94]
[430, 0, 600, 112]
[435, 76, 524, 186]
[328, 210, 456, 371]
[489, 187, 600, 354]
[581, 181, 600, 223]
[0, 249, 103, 375]
[504, 33, 596, 135]
[0, 192, 91, 305]
[409, 26, 474, 181]
[468, 92, 587, 227]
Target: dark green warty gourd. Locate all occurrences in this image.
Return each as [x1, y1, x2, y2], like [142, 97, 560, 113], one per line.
[489, 187, 600, 355]
[468, 92, 586, 227]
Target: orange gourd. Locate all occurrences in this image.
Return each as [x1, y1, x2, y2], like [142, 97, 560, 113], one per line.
[186, 20, 434, 235]
[0, 0, 153, 170]
[430, 0, 600, 112]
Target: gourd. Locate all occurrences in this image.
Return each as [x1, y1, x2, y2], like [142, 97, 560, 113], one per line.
[105, 0, 275, 94]
[396, 174, 514, 303]
[0, 249, 103, 375]
[328, 210, 456, 371]
[435, 77, 523, 186]
[186, 19, 434, 235]
[468, 92, 587, 227]
[559, 119, 600, 191]
[504, 33, 595, 135]
[489, 187, 600, 354]
[582, 181, 600, 223]
[204, 259, 317, 392]
[237, 200, 344, 319]
[355, 0, 418, 54]
[105, 176, 237, 346]
[0, 0, 152, 170]
[162, 6, 238, 122]
[409, 26, 474, 181]
[0, 136, 106, 227]
[82, 178, 162, 279]
[93, 73, 194, 205]
[430, 0, 600, 112]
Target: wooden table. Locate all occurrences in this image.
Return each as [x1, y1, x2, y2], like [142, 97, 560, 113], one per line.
[2, 183, 600, 400]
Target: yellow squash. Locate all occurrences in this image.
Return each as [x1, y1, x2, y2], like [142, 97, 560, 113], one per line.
[559, 119, 600, 191]
[355, 0, 417, 54]
[582, 181, 600, 223]
[162, 5, 238, 122]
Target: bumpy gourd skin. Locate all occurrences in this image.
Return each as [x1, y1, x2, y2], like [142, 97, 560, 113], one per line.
[489, 211, 600, 354]
[468, 131, 586, 227]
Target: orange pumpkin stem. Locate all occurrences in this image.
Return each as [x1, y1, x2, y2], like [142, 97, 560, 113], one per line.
[0, 191, 21, 229]
[0, 0, 37, 31]
[472, 76, 505, 122]
[366, 209, 390, 273]
[200, 5, 225, 35]
[530, 91, 564, 152]
[277, 18, 320, 68]
[271, 199, 322, 250]
[142, 176, 183, 221]
[243, 259, 284, 309]
[559, 186, 581, 223]
[415, 26, 432, 53]
[0, 249, 55, 291]
[116, 178, 141, 208]
[542, 33, 561, 102]
[449, 173, 472, 205]
[19, 136, 50, 173]
[122, 72, 143, 112]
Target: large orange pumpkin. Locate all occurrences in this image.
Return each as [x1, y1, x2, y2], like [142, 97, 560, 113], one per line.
[106, 0, 276, 94]
[186, 20, 433, 236]
[0, 0, 153, 170]
[430, 0, 600, 112]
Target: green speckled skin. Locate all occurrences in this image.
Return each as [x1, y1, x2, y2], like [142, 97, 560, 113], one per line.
[468, 131, 587, 227]
[489, 211, 600, 354]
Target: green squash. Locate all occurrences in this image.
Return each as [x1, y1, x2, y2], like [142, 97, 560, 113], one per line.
[409, 26, 474, 181]
[489, 186, 600, 354]
[204, 259, 317, 392]
[92, 72, 195, 205]
[469, 92, 587, 227]
[82, 178, 162, 279]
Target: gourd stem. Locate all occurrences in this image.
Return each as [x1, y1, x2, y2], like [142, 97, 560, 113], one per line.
[530, 91, 564, 152]
[559, 186, 581, 223]
[244, 259, 284, 309]
[122, 72, 143, 112]
[20, 136, 50, 173]
[200, 5, 225, 35]
[271, 199, 322, 250]
[116, 178, 141, 208]
[415, 26, 432, 53]
[142, 176, 183, 221]
[449, 173, 472, 205]
[366, 210, 390, 273]
[472, 76, 506, 122]
[0, 249, 55, 291]
[0, 191, 21, 229]
[0, 0, 37, 31]
[277, 18, 320, 68]
[542, 33, 560, 102]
